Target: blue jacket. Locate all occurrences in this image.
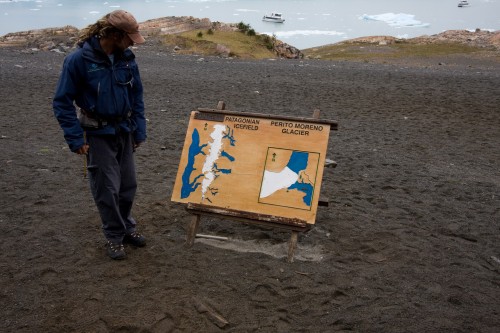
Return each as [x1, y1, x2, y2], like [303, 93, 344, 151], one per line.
[53, 36, 146, 151]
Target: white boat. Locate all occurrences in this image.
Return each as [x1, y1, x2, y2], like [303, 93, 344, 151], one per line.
[458, 1, 470, 7]
[262, 12, 285, 23]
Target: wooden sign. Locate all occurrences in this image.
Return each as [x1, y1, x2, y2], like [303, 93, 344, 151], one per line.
[171, 108, 336, 225]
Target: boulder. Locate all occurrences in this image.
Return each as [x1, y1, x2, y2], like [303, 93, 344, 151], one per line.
[274, 42, 303, 59]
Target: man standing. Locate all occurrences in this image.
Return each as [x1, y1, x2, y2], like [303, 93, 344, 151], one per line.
[53, 10, 147, 260]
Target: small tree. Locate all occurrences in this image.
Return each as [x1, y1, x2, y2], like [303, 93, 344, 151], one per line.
[237, 22, 251, 33]
[260, 33, 277, 50]
[197, 31, 203, 38]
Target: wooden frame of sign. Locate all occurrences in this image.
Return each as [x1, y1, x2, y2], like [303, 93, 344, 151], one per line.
[171, 101, 338, 262]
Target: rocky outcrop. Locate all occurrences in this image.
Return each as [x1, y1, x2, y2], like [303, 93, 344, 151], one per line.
[273, 42, 303, 59]
[337, 29, 500, 50]
[0, 16, 303, 58]
[0, 17, 219, 50]
[139, 16, 215, 36]
[0, 25, 78, 51]
[410, 29, 500, 50]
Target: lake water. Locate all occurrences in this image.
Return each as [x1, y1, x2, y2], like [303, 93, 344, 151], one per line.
[1, 0, 499, 49]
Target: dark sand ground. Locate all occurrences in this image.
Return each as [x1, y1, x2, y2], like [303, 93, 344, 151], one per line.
[1, 40, 499, 332]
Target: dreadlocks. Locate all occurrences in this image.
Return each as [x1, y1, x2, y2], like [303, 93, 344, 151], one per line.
[76, 13, 122, 46]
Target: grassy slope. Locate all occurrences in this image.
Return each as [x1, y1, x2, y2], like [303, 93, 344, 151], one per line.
[161, 29, 276, 59]
[301, 41, 498, 63]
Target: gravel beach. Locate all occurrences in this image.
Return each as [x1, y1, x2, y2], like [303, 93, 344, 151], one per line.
[1, 41, 499, 332]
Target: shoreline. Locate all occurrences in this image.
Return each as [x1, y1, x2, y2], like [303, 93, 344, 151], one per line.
[1, 17, 499, 56]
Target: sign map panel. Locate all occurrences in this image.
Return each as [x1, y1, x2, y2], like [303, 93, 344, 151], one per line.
[171, 110, 332, 225]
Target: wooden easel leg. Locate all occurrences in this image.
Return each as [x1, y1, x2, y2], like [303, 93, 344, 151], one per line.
[186, 214, 201, 247]
[287, 231, 299, 263]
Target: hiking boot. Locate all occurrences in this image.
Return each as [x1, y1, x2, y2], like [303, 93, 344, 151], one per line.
[106, 241, 126, 260]
[123, 231, 146, 247]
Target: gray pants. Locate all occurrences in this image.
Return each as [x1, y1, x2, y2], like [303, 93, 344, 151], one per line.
[86, 132, 137, 242]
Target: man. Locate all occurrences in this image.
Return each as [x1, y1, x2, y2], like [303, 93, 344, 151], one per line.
[53, 10, 147, 260]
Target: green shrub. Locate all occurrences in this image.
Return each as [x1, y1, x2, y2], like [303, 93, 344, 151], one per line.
[197, 31, 203, 38]
[237, 22, 251, 33]
[260, 33, 276, 50]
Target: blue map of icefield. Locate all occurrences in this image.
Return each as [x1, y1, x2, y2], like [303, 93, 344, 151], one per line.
[179, 125, 318, 210]
[259, 149, 318, 210]
[180, 125, 236, 203]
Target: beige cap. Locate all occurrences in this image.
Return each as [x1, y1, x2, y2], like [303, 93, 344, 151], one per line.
[107, 10, 145, 44]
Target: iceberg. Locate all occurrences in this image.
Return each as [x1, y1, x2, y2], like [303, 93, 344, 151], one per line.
[360, 13, 430, 28]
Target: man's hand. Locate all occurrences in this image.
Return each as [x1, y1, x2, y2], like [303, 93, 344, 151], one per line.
[75, 144, 89, 155]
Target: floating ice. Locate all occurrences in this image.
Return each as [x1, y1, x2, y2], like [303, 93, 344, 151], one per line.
[265, 30, 345, 38]
[361, 13, 430, 28]
[236, 9, 258, 12]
